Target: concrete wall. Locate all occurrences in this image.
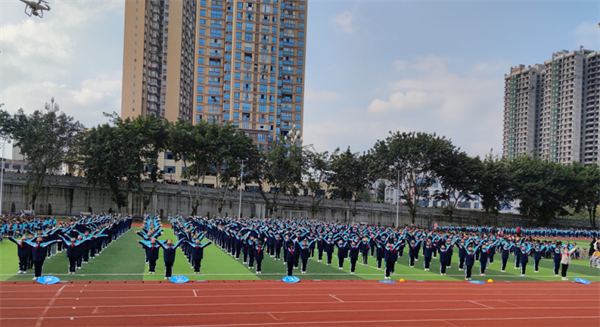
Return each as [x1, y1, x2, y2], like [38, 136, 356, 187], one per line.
[0, 172, 591, 229]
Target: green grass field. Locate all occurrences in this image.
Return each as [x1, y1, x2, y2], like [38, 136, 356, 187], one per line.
[1, 228, 599, 282]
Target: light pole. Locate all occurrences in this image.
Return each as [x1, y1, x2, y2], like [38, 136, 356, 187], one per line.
[238, 159, 244, 219]
[396, 169, 399, 228]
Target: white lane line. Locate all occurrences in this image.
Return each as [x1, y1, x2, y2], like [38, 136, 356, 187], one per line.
[329, 294, 344, 303]
[193, 290, 197, 297]
[468, 300, 494, 309]
[35, 285, 66, 327]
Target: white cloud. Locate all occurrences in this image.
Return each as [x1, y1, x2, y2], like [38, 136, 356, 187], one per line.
[574, 21, 599, 50]
[2, 72, 122, 128]
[332, 10, 356, 34]
[305, 86, 342, 102]
[308, 56, 506, 157]
[393, 60, 408, 72]
[367, 91, 443, 113]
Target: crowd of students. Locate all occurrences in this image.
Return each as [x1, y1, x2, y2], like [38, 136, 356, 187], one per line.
[137, 216, 212, 279]
[4, 215, 132, 279]
[4, 214, 597, 281]
[185, 217, 596, 280]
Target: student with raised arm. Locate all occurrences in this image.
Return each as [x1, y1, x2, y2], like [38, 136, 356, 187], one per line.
[383, 241, 398, 280]
[408, 238, 421, 268]
[348, 240, 361, 274]
[139, 238, 161, 274]
[254, 241, 266, 274]
[298, 239, 314, 274]
[285, 243, 296, 277]
[60, 235, 87, 275]
[519, 244, 533, 277]
[8, 235, 31, 275]
[422, 239, 434, 271]
[187, 238, 212, 274]
[464, 244, 478, 281]
[325, 236, 336, 266]
[500, 242, 513, 272]
[158, 239, 183, 279]
[560, 243, 578, 281]
[24, 236, 60, 280]
[336, 239, 349, 270]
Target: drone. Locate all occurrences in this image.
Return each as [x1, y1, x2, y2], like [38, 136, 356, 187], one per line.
[20, 0, 51, 18]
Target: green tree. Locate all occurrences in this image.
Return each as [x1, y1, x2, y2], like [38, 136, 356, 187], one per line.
[373, 132, 455, 224]
[508, 156, 577, 226]
[303, 146, 331, 219]
[377, 181, 386, 202]
[0, 105, 83, 210]
[473, 152, 513, 222]
[572, 163, 600, 229]
[432, 151, 480, 223]
[80, 114, 167, 213]
[328, 147, 376, 221]
[259, 137, 304, 217]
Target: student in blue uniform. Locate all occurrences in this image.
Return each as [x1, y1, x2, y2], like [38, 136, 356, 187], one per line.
[519, 245, 532, 276]
[479, 245, 489, 276]
[255, 241, 265, 274]
[533, 244, 544, 273]
[438, 243, 450, 276]
[8, 235, 31, 275]
[501, 243, 512, 272]
[24, 236, 60, 280]
[464, 244, 477, 281]
[457, 241, 466, 271]
[336, 239, 349, 270]
[349, 240, 360, 274]
[186, 238, 212, 274]
[552, 245, 562, 276]
[139, 238, 161, 274]
[376, 240, 385, 270]
[285, 243, 295, 277]
[325, 237, 335, 266]
[159, 239, 182, 279]
[383, 242, 397, 280]
[299, 239, 313, 274]
[361, 237, 370, 266]
[60, 236, 87, 275]
[423, 239, 434, 271]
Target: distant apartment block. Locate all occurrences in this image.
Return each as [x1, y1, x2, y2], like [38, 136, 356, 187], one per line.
[503, 48, 600, 166]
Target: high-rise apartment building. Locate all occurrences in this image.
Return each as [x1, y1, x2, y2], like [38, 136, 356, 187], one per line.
[503, 48, 600, 166]
[122, 0, 307, 154]
[122, 0, 197, 121]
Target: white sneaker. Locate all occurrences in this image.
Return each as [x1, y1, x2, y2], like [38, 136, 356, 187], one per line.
[521, 274, 525, 277]
[164, 277, 168, 280]
[17, 271, 22, 274]
[562, 277, 568, 281]
[339, 267, 343, 270]
[535, 271, 539, 273]
[501, 270, 505, 272]
[33, 277, 37, 280]
[554, 274, 559, 277]
[351, 272, 355, 275]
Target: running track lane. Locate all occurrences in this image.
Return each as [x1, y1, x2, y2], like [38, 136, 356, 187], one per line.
[1, 280, 598, 327]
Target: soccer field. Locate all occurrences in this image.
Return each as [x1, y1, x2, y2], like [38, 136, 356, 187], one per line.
[2, 228, 599, 282]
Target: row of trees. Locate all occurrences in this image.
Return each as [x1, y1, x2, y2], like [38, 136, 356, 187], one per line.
[1, 106, 598, 228]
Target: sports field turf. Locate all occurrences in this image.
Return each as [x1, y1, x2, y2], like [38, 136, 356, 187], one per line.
[1, 228, 599, 282]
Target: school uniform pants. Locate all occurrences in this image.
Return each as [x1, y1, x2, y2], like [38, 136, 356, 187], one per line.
[83, 249, 89, 262]
[318, 248, 323, 261]
[193, 259, 202, 273]
[370, 246, 375, 256]
[440, 262, 447, 274]
[502, 258, 508, 271]
[287, 261, 294, 276]
[377, 256, 382, 269]
[489, 254, 494, 263]
[459, 257, 465, 270]
[424, 256, 432, 269]
[249, 254, 255, 267]
[165, 261, 174, 277]
[28, 253, 34, 269]
[19, 256, 28, 272]
[34, 260, 44, 278]
[514, 256, 520, 268]
[361, 253, 368, 265]
[69, 258, 77, 273]
[276, 247, 281, 260]
[235, 247, 242, 259]
[447, 256, 452, 267]
[90, 247, 96, 258]
[480, 261, 487, 274]
[327, 252, 333, 265]
[149, 260, 157, 272]
[561, 264, 569, 277]
[534, 259, 540, 272]
[409, 255, 416, 267]
[243, 251, 248, 263]
[385, 260, 394, 277]
[77, 255, 83, 268]
[338, 256, 345, 268]
[301, 258, 308, 272]
[350, 257, 358, 272]
[553, 261, 560, 275]
[520, 262, 527, 275]
[465, 264, 473, 279]
[310, 248, 315, 258]
[256, 259, 262, 272]
[294, 254, 300, 268]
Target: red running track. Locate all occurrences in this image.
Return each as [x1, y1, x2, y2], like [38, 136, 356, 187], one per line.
[1, 280, 598, 327]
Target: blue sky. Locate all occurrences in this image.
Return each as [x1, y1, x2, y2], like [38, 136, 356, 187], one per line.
[1, 0, 599, 158]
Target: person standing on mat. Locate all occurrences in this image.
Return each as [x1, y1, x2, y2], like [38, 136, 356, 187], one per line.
[299, 239, 313, 274]
[159, 239, 182, 280]
[60, 235, 87, 275]
[519, 245, 532, 277]
[24, 236, 60, 280]
[464, 244, 477, 281]
[560, 244, 578, 281]
[285, 243, 296, 277]
[423, 239, 434, 271]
